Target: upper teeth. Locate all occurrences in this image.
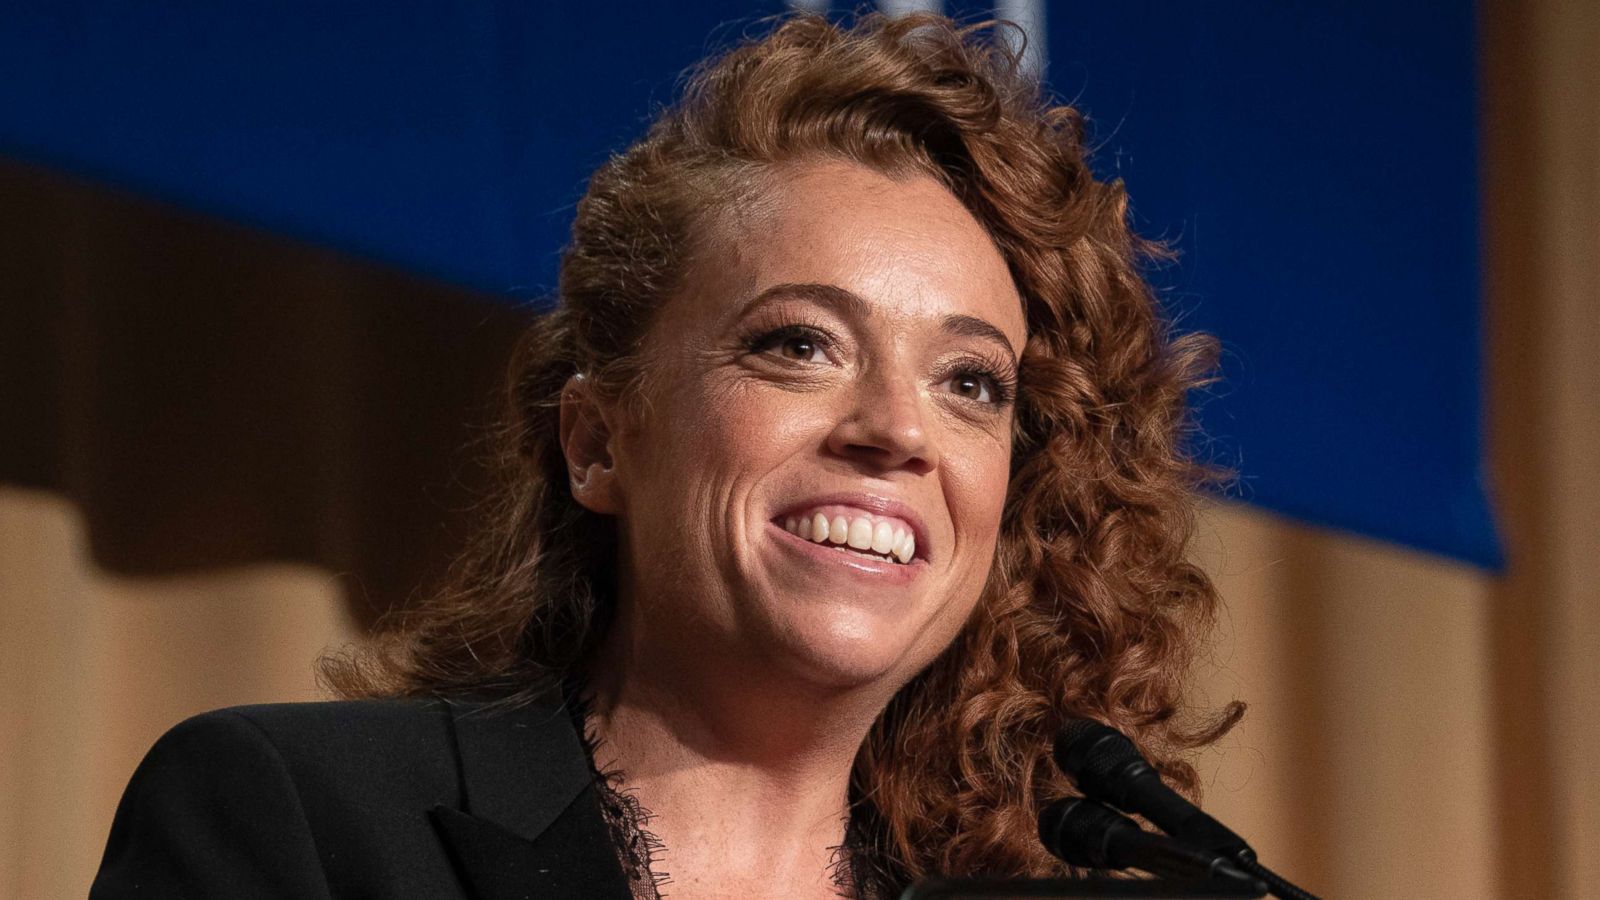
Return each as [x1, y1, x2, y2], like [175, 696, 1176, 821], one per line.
[781, 509, 916, 564]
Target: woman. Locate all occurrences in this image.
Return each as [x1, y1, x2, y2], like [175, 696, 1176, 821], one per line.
[92, 12, 1238, 899]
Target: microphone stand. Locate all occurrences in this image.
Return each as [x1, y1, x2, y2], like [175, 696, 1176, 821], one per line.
[901, 799, 1268, 899]
[1225, 852, 1316, 900]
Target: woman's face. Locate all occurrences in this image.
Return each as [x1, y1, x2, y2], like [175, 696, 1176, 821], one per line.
[593, 159, 1026, 695]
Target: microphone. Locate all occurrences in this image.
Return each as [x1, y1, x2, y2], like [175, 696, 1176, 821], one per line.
[1052, 719, 1321, 900]
[1038, 798, 1258, 885]
[1053, 719, 1250, 857]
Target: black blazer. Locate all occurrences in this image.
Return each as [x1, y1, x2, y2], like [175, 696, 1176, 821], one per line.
[90, 695, 634, 899]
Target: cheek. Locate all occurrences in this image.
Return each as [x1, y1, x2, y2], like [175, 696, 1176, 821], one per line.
[630, 379, 830, 510]
[949, 438, 1012, 546]
[716, 390, 826, 457]
[940, 436, 1012, 608]
[905, 445, 1009, 673]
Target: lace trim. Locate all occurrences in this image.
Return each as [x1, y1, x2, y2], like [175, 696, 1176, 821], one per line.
[566, 687, 670, 900]
[563, 680, 884, 899]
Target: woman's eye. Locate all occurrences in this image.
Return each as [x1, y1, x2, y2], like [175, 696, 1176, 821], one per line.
[749, 326, 832, 364]
[944, 372, 994, 403]
[778, 335, 825, 362]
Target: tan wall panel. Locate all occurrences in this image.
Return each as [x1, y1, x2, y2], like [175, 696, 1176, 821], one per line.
[1291, 527, 1493, 899]
[0, 487, 358, 900]
[1526, 3, 1600, 895]
[1482, 0, 1600, 895]
[1187, 501, 1315, 887]
[1193, 502, 1495, 900]
[2, 489, 105, 900]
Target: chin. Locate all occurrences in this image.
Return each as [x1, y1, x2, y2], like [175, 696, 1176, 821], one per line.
[762, 603, 940, 693]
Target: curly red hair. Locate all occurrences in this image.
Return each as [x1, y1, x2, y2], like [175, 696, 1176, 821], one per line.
[326, 11, 1241, 892]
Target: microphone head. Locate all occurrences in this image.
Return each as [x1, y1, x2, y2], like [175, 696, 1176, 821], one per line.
[1053, 719, 1146, 804]
[1037, 797, 1126, 868]
[1055, 718, 1253, 857]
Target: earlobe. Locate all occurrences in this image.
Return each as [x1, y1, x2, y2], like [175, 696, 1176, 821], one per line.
[557, 373, 621, 514]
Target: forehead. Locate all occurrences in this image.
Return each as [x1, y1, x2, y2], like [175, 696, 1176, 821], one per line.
[683, 159, 1027, 351]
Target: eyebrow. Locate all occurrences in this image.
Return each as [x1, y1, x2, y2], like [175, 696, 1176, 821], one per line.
[738, 282, 1020, 366]
[940, 314, 1019, 367]
[738, 282, 871, 320]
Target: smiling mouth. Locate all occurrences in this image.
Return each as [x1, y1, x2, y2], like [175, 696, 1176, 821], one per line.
[775, 511, 917, 565]
[768, 521, 925, 578]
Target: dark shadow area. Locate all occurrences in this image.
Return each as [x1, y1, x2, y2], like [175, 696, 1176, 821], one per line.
[0, 157, 534, 628]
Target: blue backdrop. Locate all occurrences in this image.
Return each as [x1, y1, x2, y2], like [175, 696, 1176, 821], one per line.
[0, 1, 1499, 566]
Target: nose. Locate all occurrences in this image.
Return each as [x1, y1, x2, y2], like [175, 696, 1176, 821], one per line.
[825, 364, 936, 475]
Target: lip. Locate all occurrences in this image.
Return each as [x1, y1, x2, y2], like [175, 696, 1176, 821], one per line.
[769, 491, 932, 564]
[765, 521, 927, 585]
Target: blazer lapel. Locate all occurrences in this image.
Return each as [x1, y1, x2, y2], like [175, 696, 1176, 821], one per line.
[430, 695, 631, 900]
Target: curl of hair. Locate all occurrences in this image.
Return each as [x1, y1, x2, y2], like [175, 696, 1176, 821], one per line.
[324, 11, 1242, 892]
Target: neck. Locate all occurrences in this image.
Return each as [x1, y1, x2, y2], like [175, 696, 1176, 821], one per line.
[582, 615, 892, 897]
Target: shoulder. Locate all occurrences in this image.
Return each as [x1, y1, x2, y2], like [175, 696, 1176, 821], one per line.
[92, 700, 450, 898]
[142, 692, 583, 805]
[201, 696, 457, 761]
[112, 697, 467, 846]
[93, 695, 580, 898]
[145, 697, 457, 789]
[204, 694, 455, 738]
[147, 695, 515, 807]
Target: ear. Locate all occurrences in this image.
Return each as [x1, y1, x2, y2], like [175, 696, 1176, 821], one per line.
[558, 373, 621, 515]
